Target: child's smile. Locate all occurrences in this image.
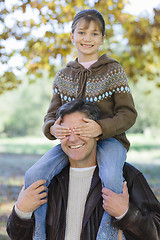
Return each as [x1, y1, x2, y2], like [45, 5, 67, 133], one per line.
[70, 20, 105, 62]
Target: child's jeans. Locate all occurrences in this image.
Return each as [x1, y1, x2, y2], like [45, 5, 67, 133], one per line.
[96, 138, 127, 240]
[25, 138, 127, 240]
[25, 144, 69, 240]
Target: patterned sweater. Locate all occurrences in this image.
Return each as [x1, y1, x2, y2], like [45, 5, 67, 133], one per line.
[43, 54, 137, 151]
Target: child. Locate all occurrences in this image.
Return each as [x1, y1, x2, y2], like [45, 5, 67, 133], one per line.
[25, 9, 137, 240]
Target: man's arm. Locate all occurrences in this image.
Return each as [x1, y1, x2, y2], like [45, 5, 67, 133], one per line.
[7, 207, 34, 240]
[116, 170, 160, 240]
[102, 174, 160, 240]
[114, 202, 160, 240]
[102, 181, 129, 218]
[6, 180, 47, 240]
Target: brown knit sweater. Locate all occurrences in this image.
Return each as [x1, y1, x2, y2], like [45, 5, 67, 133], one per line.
[43, 54, 137, 151]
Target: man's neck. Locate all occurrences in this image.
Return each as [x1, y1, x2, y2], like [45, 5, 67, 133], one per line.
[70, 165, 97, 171]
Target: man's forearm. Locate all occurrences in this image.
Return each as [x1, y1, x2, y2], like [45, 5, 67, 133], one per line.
[114, 203, 160, 240]
[6, 207, 34, 240]
[15, 204, 33, 219]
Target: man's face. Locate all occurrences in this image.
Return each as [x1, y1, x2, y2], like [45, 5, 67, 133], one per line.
[60, 111, 98, 168]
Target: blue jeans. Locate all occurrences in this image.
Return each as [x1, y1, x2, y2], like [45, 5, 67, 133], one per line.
[97, 138, 126, 193]
[96, 138, 127, 240]
[25, 138, 126, 240]
[25, 144, 69, 240]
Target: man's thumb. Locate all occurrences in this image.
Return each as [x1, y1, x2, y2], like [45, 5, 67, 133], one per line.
[123, 181, 128, 195]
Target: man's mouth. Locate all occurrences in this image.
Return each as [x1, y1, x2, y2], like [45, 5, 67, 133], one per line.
[69, 144, 84, 149]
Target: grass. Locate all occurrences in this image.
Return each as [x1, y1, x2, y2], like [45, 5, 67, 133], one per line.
[0, 136, 59, 155]
[0, 134, 160, 239]
[127, 134, 160, 202]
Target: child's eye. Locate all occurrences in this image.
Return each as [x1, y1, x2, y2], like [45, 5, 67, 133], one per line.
[93, 33, 99, 36]
[78, 31, 84, 35]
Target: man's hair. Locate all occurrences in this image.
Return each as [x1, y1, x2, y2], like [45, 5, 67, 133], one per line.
[56, 99, 100, 121]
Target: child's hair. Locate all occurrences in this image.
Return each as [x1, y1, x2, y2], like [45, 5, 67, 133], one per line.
[71, 9, 105, 36]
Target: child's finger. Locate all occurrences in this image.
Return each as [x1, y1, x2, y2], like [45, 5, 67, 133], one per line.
[73, 124, 89, 132]
[82, 117, 93, 123]
[56, 125, 70, 131]
[57, 128, 71, 134]
[55, 117, 61, 125]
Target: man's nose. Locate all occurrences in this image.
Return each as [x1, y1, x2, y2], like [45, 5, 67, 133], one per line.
[68, 132, 78, 142]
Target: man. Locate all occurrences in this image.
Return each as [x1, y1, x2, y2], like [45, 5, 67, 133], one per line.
[7, 99, 160, 240]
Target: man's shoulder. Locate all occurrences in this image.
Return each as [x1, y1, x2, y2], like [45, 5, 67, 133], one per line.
[123, 162, 142, 181]
[49, 164, 70, 186]
[123, 162, 155, 199]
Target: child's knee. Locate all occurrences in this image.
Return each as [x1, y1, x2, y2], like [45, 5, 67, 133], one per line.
[100, 168, 123, 191]
[25, 165, 49, 189]
[25, 168, 34, 188]
[25, 166, 41, 188]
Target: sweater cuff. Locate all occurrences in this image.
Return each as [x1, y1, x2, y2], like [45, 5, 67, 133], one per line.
[113, 203, 139, 230]
[115, 208, 128, 220]
[43, 120, 56, 140]
[10, 206, 34, 227]
[97, 118, 116, 139]
[15, 204, 33, 220]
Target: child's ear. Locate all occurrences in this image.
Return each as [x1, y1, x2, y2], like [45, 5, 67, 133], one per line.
[70, 32, 74, 44]
[101, 35, 106, 45]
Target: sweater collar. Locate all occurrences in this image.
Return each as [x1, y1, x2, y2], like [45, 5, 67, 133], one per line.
[66, 54, 119, 71]
[56, 164, 101, 202]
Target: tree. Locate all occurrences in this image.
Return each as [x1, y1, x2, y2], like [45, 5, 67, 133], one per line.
[0, 73, 51, 137]
[0, 0, 160, 94]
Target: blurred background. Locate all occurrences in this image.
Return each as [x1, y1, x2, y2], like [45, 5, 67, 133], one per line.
[0, 0, 160, 239]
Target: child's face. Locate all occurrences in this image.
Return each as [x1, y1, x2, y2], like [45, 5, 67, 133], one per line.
[70, 19, 105, 62]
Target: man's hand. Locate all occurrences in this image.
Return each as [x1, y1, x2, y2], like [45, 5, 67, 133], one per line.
[16, 180, 47, 213]
[73, 118, 102, 137]
[50, 117, 71, 139]
[102, 181, 129, 218]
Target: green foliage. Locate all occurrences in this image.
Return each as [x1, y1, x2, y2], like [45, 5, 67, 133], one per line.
[0, 73, 159, 137]
[0, 73, 52, 137]
[0, 0, 160, 135]
[128, 77, 160, 134]
[0, 0, 160, 93]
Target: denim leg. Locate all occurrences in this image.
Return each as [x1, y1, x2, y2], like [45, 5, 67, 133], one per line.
[25, 143, 69, 240]
[122, 233, 126, 240]
[25, 144, 69, 188]
[97, 138, 127, 193]
[96, 138, 127, 240]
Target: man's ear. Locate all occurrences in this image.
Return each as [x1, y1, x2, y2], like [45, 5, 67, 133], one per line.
[96, 136, 99, 141]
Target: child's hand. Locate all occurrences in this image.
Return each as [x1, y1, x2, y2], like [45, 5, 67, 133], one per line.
[50, 117, 71, 139]
[73, 118, 102, 138]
